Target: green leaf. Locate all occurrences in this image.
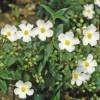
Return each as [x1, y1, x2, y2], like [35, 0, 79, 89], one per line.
[9, 4, 20, 18]
[96, 79, 100, 89]
[34, 94, 44, 100]
[24, 73, 31, 81]
[3, 43, 12, 51]
[95, 7, 100, 15]
[38, 43, 53, 73]
[64, 66, 71, 81]
[54, 8, 68, 17]
[44, 43, 53, 62]
[0, 70, 15, 80]
[40, 5, 68, 22]
[0, 79, 7, 94]
[41, 4, 55, 18]
[57, 16, 68, 23]
[56, 24, 64, 34]
[17, 57, 24, 66]
[4, 55, 17, 67]
[54, 73, 63, 81]
[15, 69, 22, 80]
[52, 91, 60, 100]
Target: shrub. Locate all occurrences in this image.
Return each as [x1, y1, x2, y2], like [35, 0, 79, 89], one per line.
[0, 0, 100, 99]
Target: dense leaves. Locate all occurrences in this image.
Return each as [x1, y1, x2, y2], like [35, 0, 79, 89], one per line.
[0, 0, 100, 99]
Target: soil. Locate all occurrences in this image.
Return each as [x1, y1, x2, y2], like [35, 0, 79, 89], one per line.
[0, 87, 19, 100]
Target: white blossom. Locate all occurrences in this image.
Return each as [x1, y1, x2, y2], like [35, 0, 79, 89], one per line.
[58, 31, 80, 52]
[82, 24, 99, 46]
[94, 0, 100, 7]
[14, 80, 34, 99]
[83, 4, 95, 19]
[18, 22, 34, 42]
[32, 19, 53, 41]
[78, 54, 97, 74]
[1, 24, 20, 42]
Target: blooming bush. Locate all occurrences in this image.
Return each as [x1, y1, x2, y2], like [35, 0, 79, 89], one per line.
[0, 0, 100, 99]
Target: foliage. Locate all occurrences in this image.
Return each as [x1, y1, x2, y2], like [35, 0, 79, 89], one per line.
[0, 0, 100, 99]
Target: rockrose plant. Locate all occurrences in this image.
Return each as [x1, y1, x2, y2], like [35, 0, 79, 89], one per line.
[0, 0, 100, 99]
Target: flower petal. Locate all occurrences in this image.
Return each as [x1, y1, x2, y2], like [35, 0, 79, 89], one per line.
[65, 31, 74, 38]
[73, 38, 80, 45]
[14, 88, 20, 95]
[82, 37, 88, 45]
[89, 39, 97, 46]
[59, 43, 65, 50]
[46, 21, 53, 28]
[19, 93, 26, 99]
[87, 67, 95, 74]
[19, 23, 26, 31]
[25, 81, 32, 89]
[36, 19, 45, 26]
[46, 29, 53, 37]
[58, 33, 65, 41]
[31, 28, 38, 37]
[88, 24, 96, 32]
[71, 80, 75, 85]
[16, 31, 23, 39]
[94, 32, 99, 40]
[15, 80, 24, 88]
[91, 60, 97, 66]
[76, 80, 82, 86]
[87, 54, 93, 61]
[66, 46, 75, 52]
[38, 34, 46, 41]
[22, 36, 31, 42]
[27, 89, 34, 96]
[27, 24, 33, 30]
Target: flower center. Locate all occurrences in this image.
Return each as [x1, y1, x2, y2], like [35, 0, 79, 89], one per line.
[65, 39, 71, 46]
[24, 30, 29, 36]
[6, 32, 11, 37]
[40, 27, 46, 33]
[86, 32, 92, 39]
[72, 72, 79, 80]
[21, 86, 27, 93]
[84, 61, 90, 68]
[86, 9, 91, 13]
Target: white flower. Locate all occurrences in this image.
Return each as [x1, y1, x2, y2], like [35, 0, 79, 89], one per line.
[78, 54, 97, 74]
[83, 4, 95, 19]
[82, 24, 99, 46]
[14, 80, 34, 99]
[1, 24, 20, 42]
[71, 69, 90, 86]
[58, 31, 80, 52]
[32, 19, 53, 41]
[94, 0, 100, 7]
[18, 22, 34, 42]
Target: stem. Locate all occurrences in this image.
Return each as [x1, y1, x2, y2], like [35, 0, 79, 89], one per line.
[13, 87, 15, 100]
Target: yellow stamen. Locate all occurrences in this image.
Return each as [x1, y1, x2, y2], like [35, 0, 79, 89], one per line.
[86, 32, 92, 39]
[21, 86, 27, 93]
[65, 40, 71, 46]
[86, 9, 91, 13]
[24, 31, 29, 36]
[72, 71, 79, 80]
[84, 61, 90, 68]
[40, 27, 46, 33]
[6, 32, 11, 37]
